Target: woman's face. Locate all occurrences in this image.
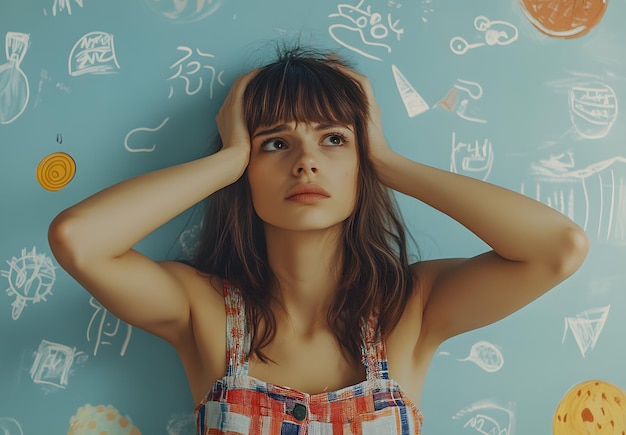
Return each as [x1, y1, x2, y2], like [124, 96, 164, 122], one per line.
[246, 120, 359, 233]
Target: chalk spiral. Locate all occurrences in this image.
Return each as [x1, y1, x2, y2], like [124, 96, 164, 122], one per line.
[37, 152, 76, 191]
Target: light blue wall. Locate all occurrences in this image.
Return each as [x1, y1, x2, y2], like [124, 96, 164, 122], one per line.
[1, 1, 625, 433]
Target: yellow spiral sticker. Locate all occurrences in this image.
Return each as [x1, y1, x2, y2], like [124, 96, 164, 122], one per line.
[553, 379, 626, 434]
[37, 152, 76, 191]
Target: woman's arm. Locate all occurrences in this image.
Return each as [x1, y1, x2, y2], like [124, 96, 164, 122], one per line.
[377, 152, 588, 338]
[48, 71, 255, 344]
[348, 68, 589, 343]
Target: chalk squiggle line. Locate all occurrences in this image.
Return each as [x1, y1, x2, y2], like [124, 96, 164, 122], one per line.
[124, 117, 169, 153]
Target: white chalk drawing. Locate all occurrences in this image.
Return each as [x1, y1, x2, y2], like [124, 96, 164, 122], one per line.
[568, 83, 618, 139]
[328, 0, 403, 61]
[453, 400, 515, 435]
[30, 339, 85, 389]
[34, 70, 71, 108]
[391, 65, 429, 118]
[525, 153, 626, 243]
[562, 305, 610, 358]
[0, 418, 23, 435]
[87, 297, 132, 357]
[450, 16, 518, 55]
[46, 0, 84, 16]
[144, 0, 224, 23]
[457, 341, 504, 373]
[68, 32, 120, 76]
[451, 132, 494, 181]
[178, 224, 201, 260]
[420, 0, 434, 24]
[0, 32, 30, 125]
[124, 117, 169, 153]
[168, 46, 225, 99]
[437, 79, 487, 124]
[2, 247, 56, 320]
[167, 412, 196, 435]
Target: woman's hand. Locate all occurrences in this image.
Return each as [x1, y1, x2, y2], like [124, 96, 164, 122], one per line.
[337, 66, 394, 166]
[216, 69, 259, 163]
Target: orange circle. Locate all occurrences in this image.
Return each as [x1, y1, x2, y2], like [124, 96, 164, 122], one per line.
[37, 152, 76, 191]
[553, 379, 626, 434]
[519, 0, 608, 39]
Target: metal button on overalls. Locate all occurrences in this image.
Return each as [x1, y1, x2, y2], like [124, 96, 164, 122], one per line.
[292, 403, 307, 421]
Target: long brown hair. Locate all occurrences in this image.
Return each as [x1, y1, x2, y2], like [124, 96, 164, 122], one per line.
[191, 45, 416, 363]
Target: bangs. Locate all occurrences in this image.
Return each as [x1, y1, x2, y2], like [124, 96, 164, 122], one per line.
[243, 58, 366, 133]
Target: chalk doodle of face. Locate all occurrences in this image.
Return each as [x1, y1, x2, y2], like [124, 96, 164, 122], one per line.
[328, 0, 404, 61]
[2, 247, 56, 320]
[450, 133, 494, 181]
[143, 0, 224, 23]
[568, 82, 618, 140]
[87, 297, 132, 356]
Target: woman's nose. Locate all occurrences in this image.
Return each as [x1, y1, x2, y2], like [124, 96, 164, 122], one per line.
[292, 147, 319, 176]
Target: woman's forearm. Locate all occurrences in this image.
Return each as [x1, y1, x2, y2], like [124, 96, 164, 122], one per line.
[373, 149, 588, 272]
[49, 146, 248, 264]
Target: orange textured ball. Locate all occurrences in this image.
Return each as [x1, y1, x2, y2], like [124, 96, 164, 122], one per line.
[519, 0, 608, 38]
[553, 379, 626, 434]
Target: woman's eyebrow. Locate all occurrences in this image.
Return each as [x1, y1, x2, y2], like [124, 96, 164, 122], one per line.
[252, 125, 289, 139]
[252, 123, 353, 139]
[314, 123, 354, 132]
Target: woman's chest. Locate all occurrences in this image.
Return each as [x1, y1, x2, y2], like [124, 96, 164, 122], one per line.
[246, 332, 366, 395]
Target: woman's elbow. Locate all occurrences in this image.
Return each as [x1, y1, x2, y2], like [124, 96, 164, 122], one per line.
[553, 224, 589, 280]
[48, 211, 83, 269]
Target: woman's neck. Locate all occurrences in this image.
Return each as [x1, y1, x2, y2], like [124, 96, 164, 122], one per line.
[264, 224, 343, 335]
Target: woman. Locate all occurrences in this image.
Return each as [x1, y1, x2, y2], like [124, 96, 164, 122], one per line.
[48, 46, 589, 434]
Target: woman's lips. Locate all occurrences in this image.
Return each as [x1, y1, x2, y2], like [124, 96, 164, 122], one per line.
[286, 184, 330, 203]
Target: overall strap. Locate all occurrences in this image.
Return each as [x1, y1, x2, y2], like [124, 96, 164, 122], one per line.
[223, 281, 250, 377]
[360, 309, 390, 381]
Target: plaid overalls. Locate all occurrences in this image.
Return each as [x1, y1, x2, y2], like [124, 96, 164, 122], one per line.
[195, 282, 423, 434]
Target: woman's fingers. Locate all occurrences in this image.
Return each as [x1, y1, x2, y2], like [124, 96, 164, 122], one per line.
[216, 69, 260, 152]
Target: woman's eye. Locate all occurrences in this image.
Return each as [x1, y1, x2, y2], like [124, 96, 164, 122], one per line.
[322, 134, 346, 146]
[260, 138, 288, 151]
